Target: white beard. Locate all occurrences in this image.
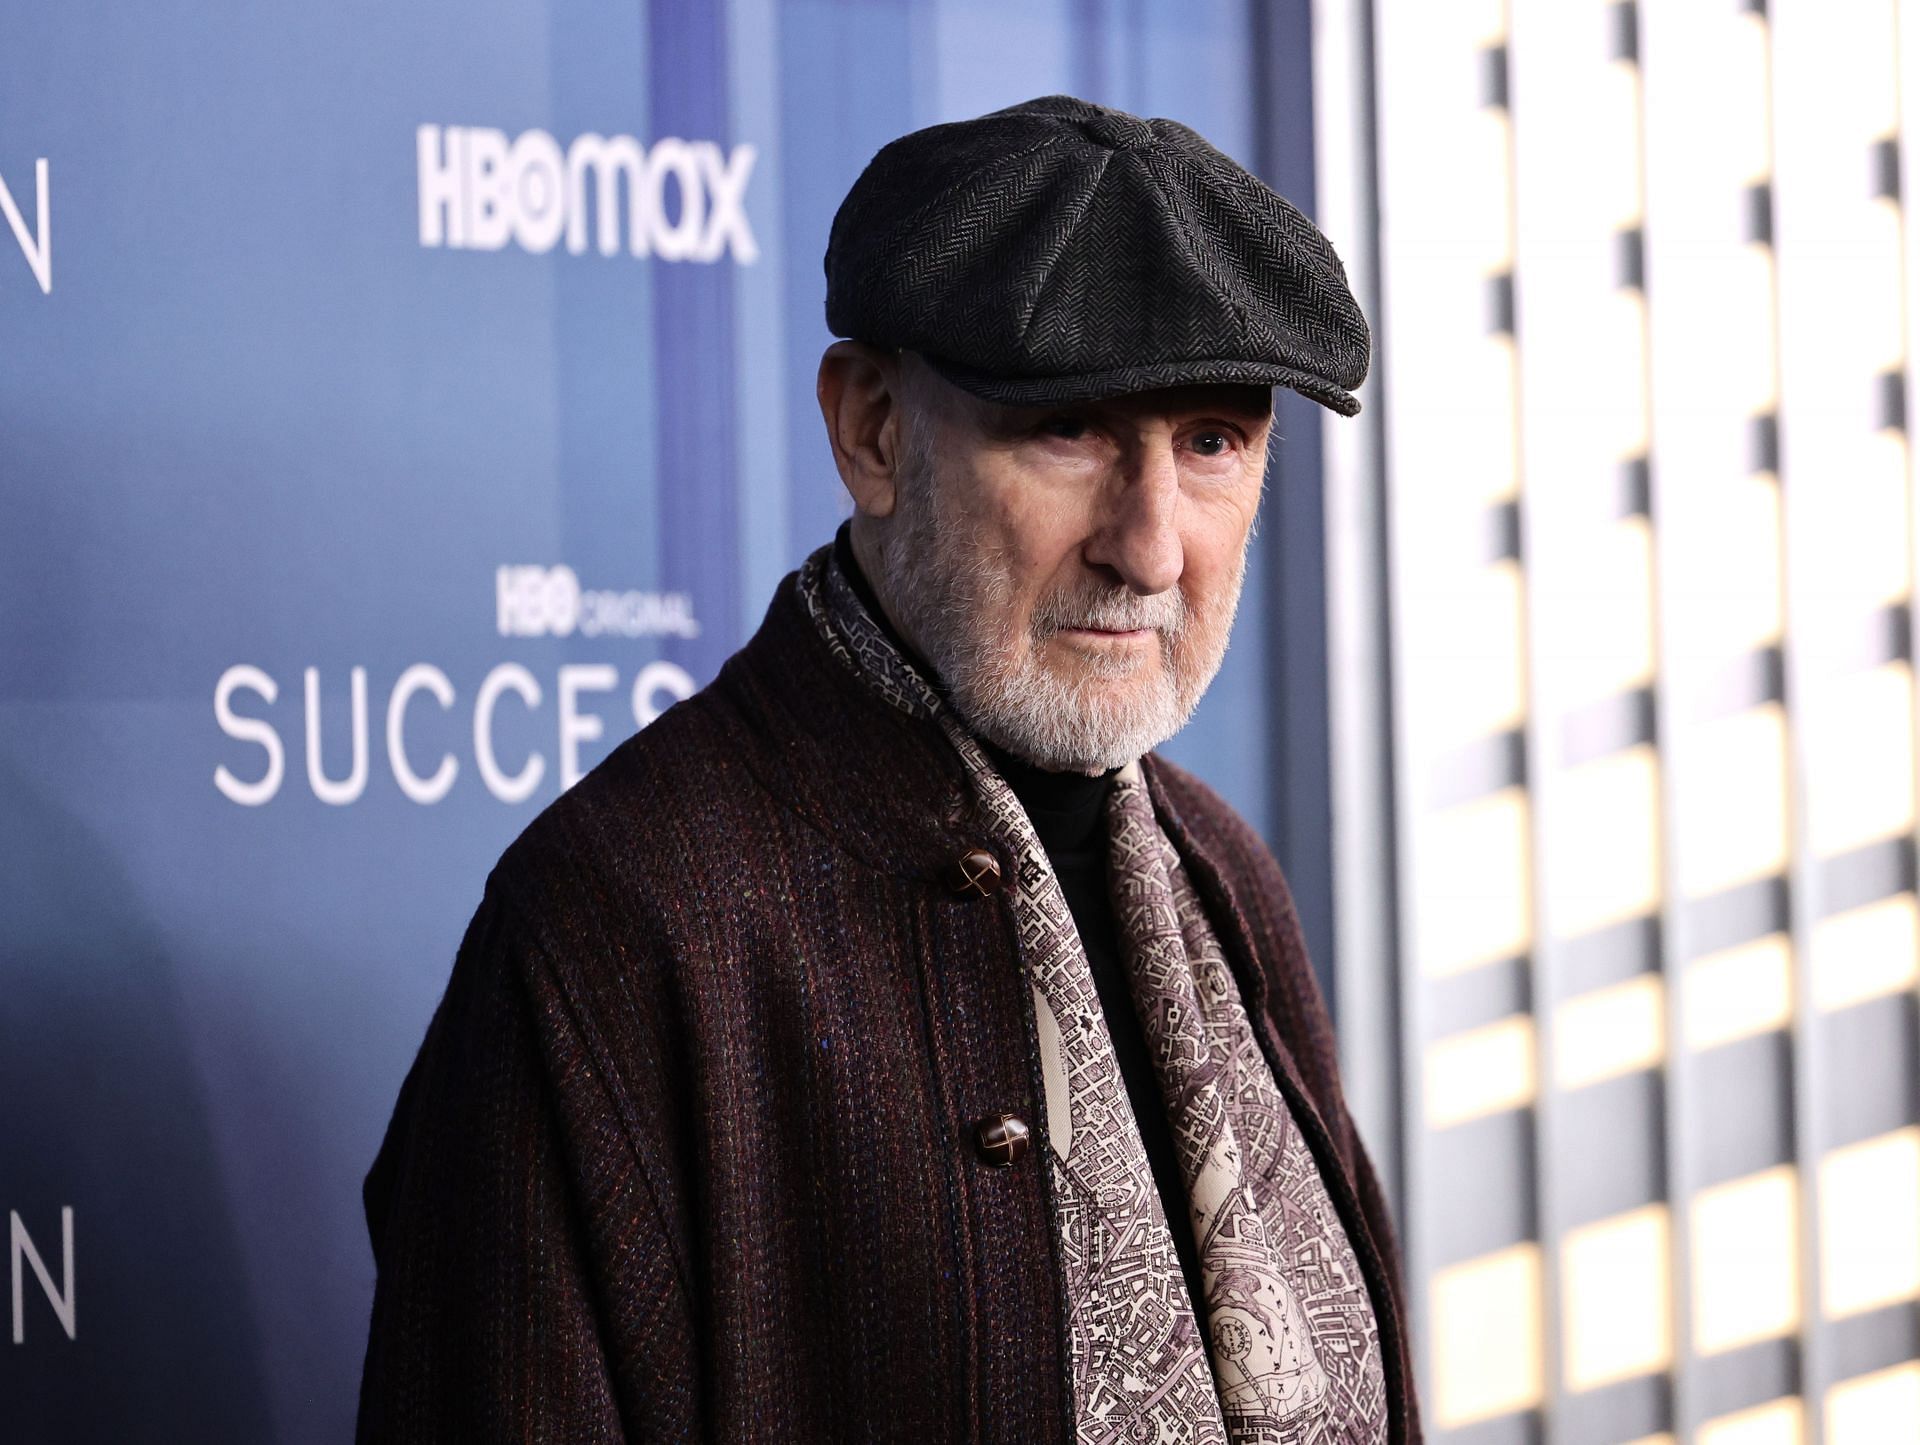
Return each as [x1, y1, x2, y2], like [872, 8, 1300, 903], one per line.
[871, 442, 1249, 774]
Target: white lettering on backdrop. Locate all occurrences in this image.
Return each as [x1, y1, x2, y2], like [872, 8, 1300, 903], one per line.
[0, 158, 51, 294]
[11, 1208, 75, 1344]
[213, 659, 697, 806]
[417, 126, 758, 263]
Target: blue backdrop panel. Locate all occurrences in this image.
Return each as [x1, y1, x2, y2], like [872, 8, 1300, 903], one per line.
[0, 2, 1291, 1439]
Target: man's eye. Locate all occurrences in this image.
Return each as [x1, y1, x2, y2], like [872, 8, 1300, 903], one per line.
[1040, 415, 1088, 441]
[1190, 429, 1234, 457]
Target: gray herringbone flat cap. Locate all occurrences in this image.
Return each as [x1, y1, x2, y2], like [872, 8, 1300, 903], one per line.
[825, 94, 1370, 416]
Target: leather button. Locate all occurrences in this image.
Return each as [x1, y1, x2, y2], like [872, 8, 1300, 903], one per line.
[947, 847, 1002, 898]
[973, 1113, 1031, 1167]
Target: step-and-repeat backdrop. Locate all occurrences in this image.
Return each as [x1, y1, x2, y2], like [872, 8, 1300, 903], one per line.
[1, 2, 1282, 1438]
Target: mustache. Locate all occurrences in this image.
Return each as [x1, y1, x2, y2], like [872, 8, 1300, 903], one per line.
[1032, 585, 1188, 637]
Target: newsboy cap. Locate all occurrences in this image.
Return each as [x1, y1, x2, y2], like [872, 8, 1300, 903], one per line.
[824, 94, 1370, 416]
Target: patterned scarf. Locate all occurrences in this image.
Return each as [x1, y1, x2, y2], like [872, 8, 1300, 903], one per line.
[800, 546, 1387, 1444]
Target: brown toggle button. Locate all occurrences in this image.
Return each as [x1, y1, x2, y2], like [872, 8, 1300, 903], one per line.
[973, 1113, 1031, 1167]
[947, 847, 1003, 898]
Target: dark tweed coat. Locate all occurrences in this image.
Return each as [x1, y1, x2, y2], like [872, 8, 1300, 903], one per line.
[356, 565, 1421, 1442]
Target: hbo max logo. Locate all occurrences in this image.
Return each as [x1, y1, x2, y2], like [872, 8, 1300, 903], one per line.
[418, 124, 757, 263]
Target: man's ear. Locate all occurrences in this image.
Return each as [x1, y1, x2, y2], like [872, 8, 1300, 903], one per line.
[816, 340, 909, 519]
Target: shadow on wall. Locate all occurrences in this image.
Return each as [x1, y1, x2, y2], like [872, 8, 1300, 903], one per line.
[0, 758, 278, 1443]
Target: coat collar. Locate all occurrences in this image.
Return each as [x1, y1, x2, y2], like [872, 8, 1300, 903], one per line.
[711, 558, 976, 882]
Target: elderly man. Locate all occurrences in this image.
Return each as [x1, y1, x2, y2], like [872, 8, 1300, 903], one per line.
[357, 95, 1418, 1443]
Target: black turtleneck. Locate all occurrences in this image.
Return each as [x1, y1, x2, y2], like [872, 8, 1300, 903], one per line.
[833, 526, 1210, 1329]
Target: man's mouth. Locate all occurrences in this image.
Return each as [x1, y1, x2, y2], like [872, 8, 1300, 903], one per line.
[1057, 624, 1154, 641]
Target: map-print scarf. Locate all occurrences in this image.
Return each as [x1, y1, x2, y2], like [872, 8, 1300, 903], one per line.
[800, 544, 1388, 1444]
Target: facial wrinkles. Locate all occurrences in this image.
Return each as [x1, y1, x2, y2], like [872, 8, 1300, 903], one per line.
[874, 404, 1250, 772]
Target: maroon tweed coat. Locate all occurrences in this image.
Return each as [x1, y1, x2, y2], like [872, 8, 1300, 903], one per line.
[356, 565, 1422, 1442]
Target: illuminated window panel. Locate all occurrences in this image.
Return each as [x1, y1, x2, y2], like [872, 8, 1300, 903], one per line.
[1691, 1166, 1801, 1355]
[1697, 1398, 1805, 1445]
[1724, 9, 1774, 188]
[1819, 1127, 1920, 1320]
[1651, 243, 1781, 422]
[1730, 246, 1781, 417]
[1509, 0, 1650, 481]
[1384, 334, 1519, 517]
[1378, 0, 1508, 181]
[1386, 336, 1511, 509]
[1375, 0, 1518, 523]
[1460, 0, 1503, 47]
[1425, 1015, 1535, 1130]
[1861, 21, 1899, 137]
[1402, 560, 1527, 755]
[1560, 1205, 1672, 1392]
[1812, 893, 1919, 1013]
[1509, 0, 1626, 232]
[1414, 788, 1534, 979]
[1596, 55, 1643, 232]
[1773, 6, 1900, 281]
[1468, 107, 1514, 278]
[1382, 272, 1512, 437]
[1640, 3, 1778, 411]
[1543, 746, 1662, 939]
[1379, 193, 1506, 569]
[1804, 663, 1914, 859]
[1672, 704, 1789, 900]
[1544, 520, 1655, 712]
[1556, 974, 1665, 1090]
[1665, 471, 1783, 665]
[1773, 2, 1906, 647]
[1827, 1363, 1920, 1445]
[1684, 933, 1793, 1052]
[1430, 1244, 1544, 1429]
[1458, 335, 1522, 511]
[1859, 198, 1906, 375]
[1602, 289, 1651, 464]
[1862, 436, 1910, 604]
[1799, 432, 1912, 632]
[1774, 0, 1903, 332]
[1459, 0, 1505, 282]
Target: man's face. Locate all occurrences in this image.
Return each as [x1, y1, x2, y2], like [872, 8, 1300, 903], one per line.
[870, 363, 1273, 773]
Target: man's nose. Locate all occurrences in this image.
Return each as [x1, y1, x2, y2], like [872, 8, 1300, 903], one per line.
[1085, 435, 1183, 595]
